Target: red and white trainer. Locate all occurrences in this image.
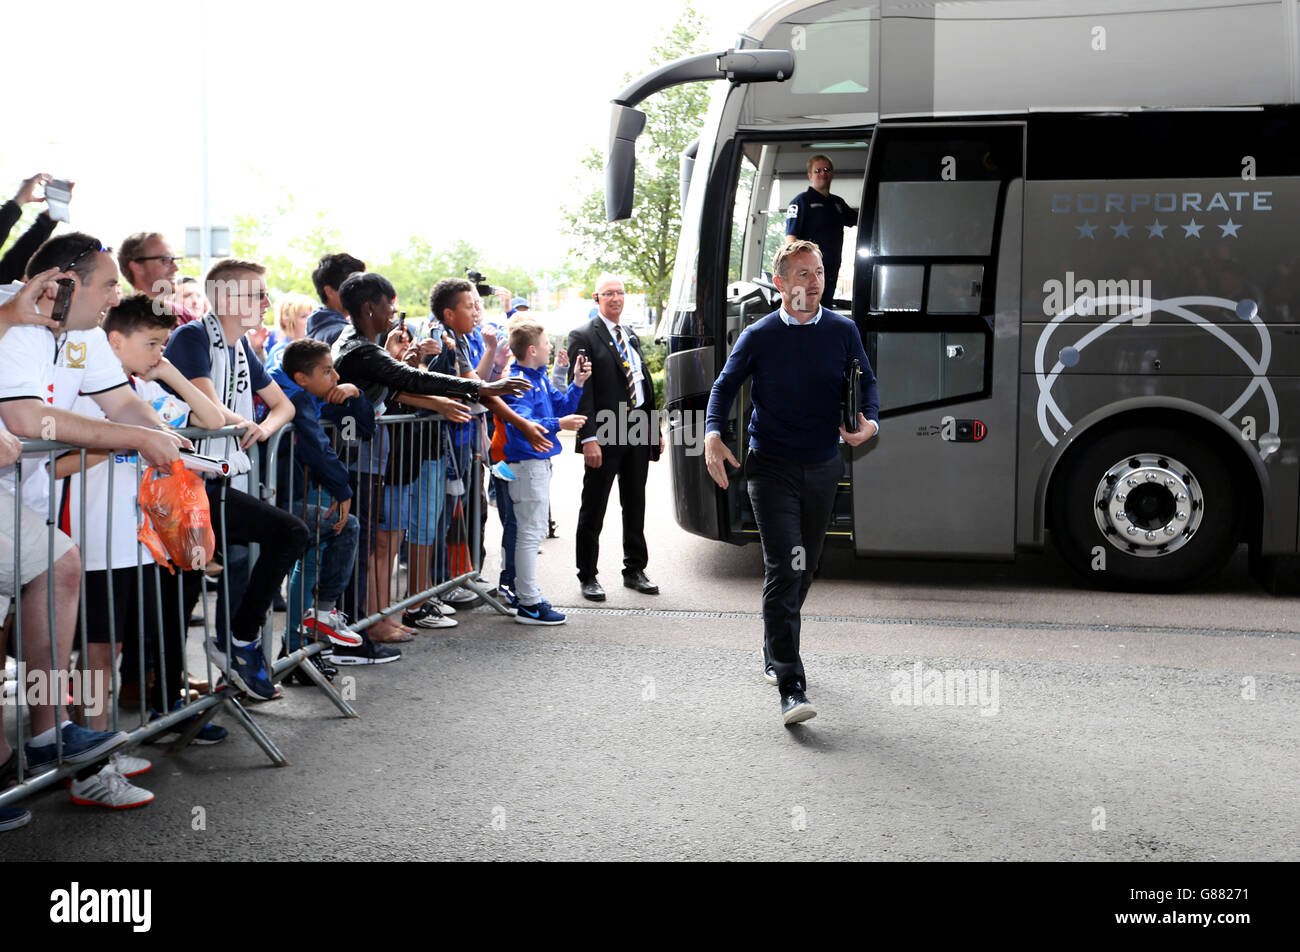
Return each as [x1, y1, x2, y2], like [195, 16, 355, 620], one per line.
[301, 608, 364, 647]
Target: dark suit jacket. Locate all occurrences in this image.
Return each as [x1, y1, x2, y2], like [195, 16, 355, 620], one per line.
[567, 317, 659, 460]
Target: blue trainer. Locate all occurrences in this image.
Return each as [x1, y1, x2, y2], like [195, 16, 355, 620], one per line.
[25, 722, 130, 773]
[206, 637, 277, 701]
[147, 701, 228, 746]
[514, 600, 565, 626]
[0, 807, 32, 832]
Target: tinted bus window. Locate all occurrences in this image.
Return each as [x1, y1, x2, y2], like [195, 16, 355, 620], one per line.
[876, 181, 1000, 257]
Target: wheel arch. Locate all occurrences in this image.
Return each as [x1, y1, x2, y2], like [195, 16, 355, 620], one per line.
[1036, 397, 1269, 553]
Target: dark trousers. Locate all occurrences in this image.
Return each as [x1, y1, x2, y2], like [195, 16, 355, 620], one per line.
[199, 483, 309, 642]
[84, 566, 163, 712]
[493, 474, 516, 590]
[745, 450, 841, 693]
[157, 567, 204, 710]
[575, 443, 650, 582]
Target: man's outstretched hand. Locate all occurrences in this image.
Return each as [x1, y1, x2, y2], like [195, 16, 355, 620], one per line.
[481, 377, 532, 398]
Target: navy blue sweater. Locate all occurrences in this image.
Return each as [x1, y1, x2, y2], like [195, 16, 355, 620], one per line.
[705, 308, 879, 463]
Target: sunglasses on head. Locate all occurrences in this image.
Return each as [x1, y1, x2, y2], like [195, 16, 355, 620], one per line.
[62, 242, 112, 274]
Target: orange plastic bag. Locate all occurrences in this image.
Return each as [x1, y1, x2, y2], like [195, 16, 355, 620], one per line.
[137, 461, 216, 574]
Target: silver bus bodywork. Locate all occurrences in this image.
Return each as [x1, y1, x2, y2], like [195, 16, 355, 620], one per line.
[631, 0, 1300, 588]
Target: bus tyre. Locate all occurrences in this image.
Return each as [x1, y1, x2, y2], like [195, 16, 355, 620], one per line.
[1050, 427, 1239, 591]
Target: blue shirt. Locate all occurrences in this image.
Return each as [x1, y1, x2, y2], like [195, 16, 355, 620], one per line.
[501, 363, 584, 462]
[705, 308, 878, 463]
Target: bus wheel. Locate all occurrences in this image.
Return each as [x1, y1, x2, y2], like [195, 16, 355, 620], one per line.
[1050, 427, 1240, 590]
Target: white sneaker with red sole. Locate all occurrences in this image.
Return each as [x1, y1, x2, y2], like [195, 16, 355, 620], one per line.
[69, 765, 154, 809]
[301, 608, 363, 647]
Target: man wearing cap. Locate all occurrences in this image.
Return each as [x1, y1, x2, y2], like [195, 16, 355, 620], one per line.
[784, 154, 857, 303]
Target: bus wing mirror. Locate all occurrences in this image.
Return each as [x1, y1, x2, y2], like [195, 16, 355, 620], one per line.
[680, 138, 700, 209]
[606, 104, 647, 222]
[605, 49, 795, 222]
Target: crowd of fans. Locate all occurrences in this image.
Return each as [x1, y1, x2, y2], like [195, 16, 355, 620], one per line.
[0, 172, 594, 827]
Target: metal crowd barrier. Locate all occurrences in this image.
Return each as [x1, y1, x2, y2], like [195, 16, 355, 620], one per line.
[2, 406, 504, 813]
[261, 407, 508, 658]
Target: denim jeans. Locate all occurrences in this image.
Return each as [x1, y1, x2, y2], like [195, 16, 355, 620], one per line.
[745, 449, 842, 694]
[283, 497, 360, 652]
[494, 473, 516, 591]
[341, 467, 382, 627]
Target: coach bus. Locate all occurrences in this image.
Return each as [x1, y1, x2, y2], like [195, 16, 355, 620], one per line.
[605, 0, 1300, 590]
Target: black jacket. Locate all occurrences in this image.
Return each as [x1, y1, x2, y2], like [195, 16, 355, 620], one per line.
[331, 325, 481, 407]
[0, 204, 58, 284]
[566, 317, 659, 459]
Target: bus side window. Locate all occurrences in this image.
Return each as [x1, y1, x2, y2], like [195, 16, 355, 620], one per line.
[859, 124, 1023, 415]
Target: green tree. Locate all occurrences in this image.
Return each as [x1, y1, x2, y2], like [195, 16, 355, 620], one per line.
[211, 196, 543, 320]
[228, 195, 328, 297]
[563, 2, 711, 317]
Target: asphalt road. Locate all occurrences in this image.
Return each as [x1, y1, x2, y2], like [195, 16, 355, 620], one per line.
[3, 432, 1298, 861]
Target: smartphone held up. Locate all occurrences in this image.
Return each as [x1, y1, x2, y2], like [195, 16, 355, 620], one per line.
[43, 179, 73, 223]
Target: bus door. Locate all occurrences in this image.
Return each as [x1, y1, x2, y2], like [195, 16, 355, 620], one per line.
[852, 123, 1024, 558]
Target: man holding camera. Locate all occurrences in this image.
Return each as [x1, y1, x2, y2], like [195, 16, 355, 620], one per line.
[0, 235, 192, 781]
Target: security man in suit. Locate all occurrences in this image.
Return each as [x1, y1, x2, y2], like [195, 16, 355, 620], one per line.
[567, 273, 663, 601]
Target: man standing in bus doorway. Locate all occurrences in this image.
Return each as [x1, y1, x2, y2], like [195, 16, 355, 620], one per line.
[703, 240, 878, 726]
[568, 273, 662, 602]
[784, 155, 857, 303]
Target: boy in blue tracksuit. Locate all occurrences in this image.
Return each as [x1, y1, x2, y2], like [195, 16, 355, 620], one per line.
[268, 338, 374, 661]
[501, 318, 591, 625]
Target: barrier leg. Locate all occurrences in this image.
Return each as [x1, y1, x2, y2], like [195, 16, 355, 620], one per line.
[272, 645, 358, 718]
[220, 694, 288, 766]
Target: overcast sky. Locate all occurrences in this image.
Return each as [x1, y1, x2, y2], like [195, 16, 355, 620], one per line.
[0, 0, 769, 277]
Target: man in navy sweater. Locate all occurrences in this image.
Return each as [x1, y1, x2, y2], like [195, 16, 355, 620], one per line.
[704, 239, 879, 726]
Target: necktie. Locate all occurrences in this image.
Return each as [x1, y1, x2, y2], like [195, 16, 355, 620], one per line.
[613, 325, 637, 403]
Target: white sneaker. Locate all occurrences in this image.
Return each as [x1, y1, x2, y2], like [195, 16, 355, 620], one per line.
[109, 750, 152, 778]
[444, 587, 479, 606]
[69, 765, 154, 809]
[301, 607, 364, 647]
[402, 604, 458, 629]
[425, 598, 456, 616]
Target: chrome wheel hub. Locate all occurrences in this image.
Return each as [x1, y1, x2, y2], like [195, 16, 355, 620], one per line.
[1094, 453, 1203, 558]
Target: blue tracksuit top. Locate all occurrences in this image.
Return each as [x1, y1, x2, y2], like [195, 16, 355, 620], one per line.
[501, 363, 584, 462]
